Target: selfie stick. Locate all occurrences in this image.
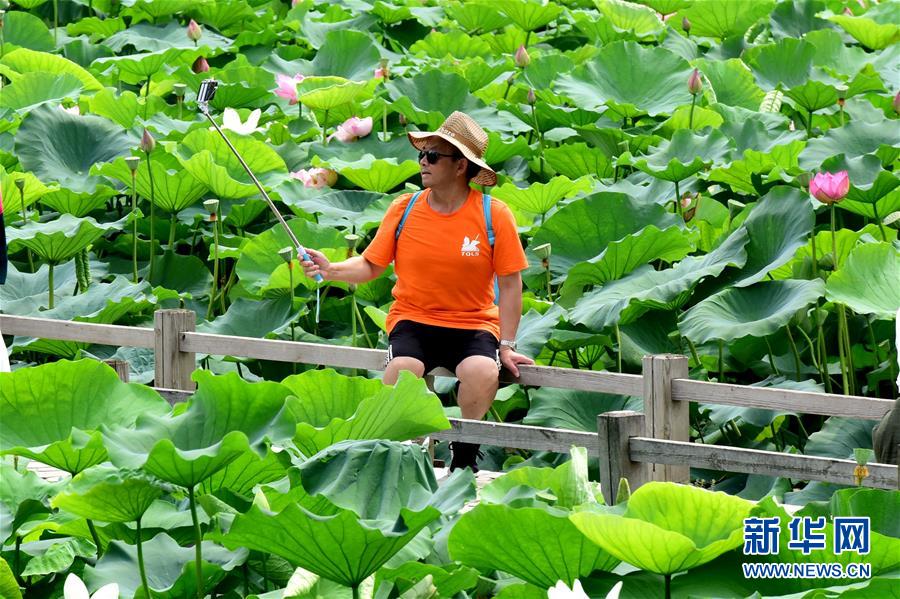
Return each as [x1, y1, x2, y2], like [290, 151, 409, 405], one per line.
[196, 78, 323, 284]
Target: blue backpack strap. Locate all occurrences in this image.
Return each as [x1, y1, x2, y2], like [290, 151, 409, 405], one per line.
[483, 192, 501, 305]
[395, 190, 423, 241]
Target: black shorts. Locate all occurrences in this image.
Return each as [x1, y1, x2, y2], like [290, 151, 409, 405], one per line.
[385, 320, 501, 374]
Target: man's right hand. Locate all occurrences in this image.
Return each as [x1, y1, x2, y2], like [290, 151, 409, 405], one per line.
[301, 248, 331, 280]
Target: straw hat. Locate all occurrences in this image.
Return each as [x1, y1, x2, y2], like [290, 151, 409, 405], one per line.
[407, 111, 497, 186]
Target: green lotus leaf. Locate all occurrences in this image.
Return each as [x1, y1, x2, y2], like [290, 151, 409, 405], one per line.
[1, 10, 54, 52]
[0, 166, 53, 213]
[449, 503, 619, 588]
[280, 187, 385, 228]
[560, 225, 697, 302]
[94, 48, 195, 84]
[556, 41, 693, 117]
[51, 465, 162, 523]
[38, 187, 117, 217]
[296, 76, 370, 111]
[542, 142, 614, 179]
[494, 0, 563, 31]
[66, 15, 126, 39]
[103, 21, 232, 53]
[175, 128, 287, 199]
[800, 110, 900, 167]
[483, 131, 532, 165]
[189, 0, 261, 35]
[0, 360, 168, 474]
[147, 251, 212, 300]
[227, 504, 440, 587]
[675, 0, 774, 39]
[567, 227, 749, 329]
[695, 59, 763, 110]
[826, 7, 900, 51]
[410, 30, 492, 60]
[0, 462, 64, 543]
[0, 72, 82, 113]
[20, 537, 96, 578]
[825, 488, 900, 538]
[529, 193, 680, 277]
[481, 447, 601, 509]
[330, 156, 419, 193]
[236, 219, 344, 295]
[85, 532, 244, 599]
[0, 558, 22, 599]
[387, 70, 476, 130]
[746, 37, 817, 91]
[282, 370, 449, 457]
[597, 0, 664, 38]
[622, 129, 732, 183]
[198, 447, 288, 497]
[679, 279, 825, 344]
[306, 29, 381, 80]
[523, 388, 642, 432]
[784, 75, 844, 114]
[491, 176, 592, 216]
[14, 105, 135, 194]
[571, 482, 754, 575]
[0, 48, 102, 91]
[805, 416, 875, 461]
[443, 2, 508, 32]
[825, 242, 900, 320]
[198, 296, 303, 340]
[770, 0, 831, 39]
[97, 153, 208, 214]
[7, 213, 128, 263]
[87, 88, 141, 128]
[377, 562, 480, 598]
[102, 370, 294, 488]
[0, 262, 76, 316]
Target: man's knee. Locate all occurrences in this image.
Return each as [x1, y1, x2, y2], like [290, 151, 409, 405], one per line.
[384, 356, 426, 383]
[456, 356, 499, 388]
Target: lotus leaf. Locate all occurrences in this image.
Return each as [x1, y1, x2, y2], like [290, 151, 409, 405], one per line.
[51, 465, 162, 523]
[449, 503, 619, 588]
[491, 176, 592, 217]
[799, 117, 900, 169]
[571, 482, 753, 574]
[66, 16, 126, 39]
[824, 488, 900, 538]
[825, 242, 900, 319]
[20, 537, 97, 577]
[297, 76, 370, 111]
[97, 153, 208, 214]
[377, 562, 480, 598]
[198, 447, 289, 497]
[330, 156, 419, 193]
[567, 227, 749, 329]
[494, 0, 562, 31]
[39, 187, 118, 218]
[0, 48, 102, 91]
[85, 532, 245, 599]
[14, 105, 136, 194]
[821, 154, 900, 209]
[621, 129, 732, 183]
[103, 21, 232, 53]
[309, 30, 381, 80]
[0, 167, 52, 214]
[121, 0, 213, 22]
[1, 11, 53, 52]
[282, 370, 449, 457]
[0, 72, 82, 114]
[280, 188, 385, 228]
[387, 70, 475, 129]
[6, 213, 129, 264]
[523, 389, 642, 433]
[543, 142, 614, 180]
[443, 2, 508, 32]
[0, 360, 168, 474]
[826, 5, 900, 51]
[102, 370, 294, 488]
[411, 30, 491, 60]
[676, 0, 774, 39]
[597, 0, 664, 38]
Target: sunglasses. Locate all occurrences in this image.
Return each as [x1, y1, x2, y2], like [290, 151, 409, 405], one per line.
[418, 149, 460, 164]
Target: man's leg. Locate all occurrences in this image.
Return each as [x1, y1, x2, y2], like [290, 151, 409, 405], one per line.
[455, 355, 500, 420]
[383, 356, 425, 384]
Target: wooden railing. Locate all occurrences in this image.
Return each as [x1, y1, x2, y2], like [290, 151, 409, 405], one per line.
[2, 310, 897, 499]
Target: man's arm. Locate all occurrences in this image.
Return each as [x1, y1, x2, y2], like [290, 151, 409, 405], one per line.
[497, 271, 534, 377]
[301, 250, 386, 284]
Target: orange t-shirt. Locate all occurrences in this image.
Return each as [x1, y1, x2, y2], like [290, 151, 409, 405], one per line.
[363, 188, 528, 339]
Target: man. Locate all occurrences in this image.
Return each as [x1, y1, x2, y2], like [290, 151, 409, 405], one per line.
[301, 112, 533, 471]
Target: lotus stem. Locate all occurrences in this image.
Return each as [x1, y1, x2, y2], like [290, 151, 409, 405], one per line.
[131, 173, 139, 282]
[207, 216, 219, 320]
[382, 103, 388, 141]
[289, 264, 296, 341]
[322, 109, 329, 144]
[86, 518, 102, 558]
[529, 99, 545, 178]
[53, 0, 58, 46]
[718, 339, 725, 382]
[684, 337, 701, 373]
[785, 325, 802, 380]
[144, 76, 151, 120]
[764, 336, 780, 375]
[169, 212, 179, 250]
[871, 201, 887, 241]
[351, 298, 374, 348]
[664, 573, 671, 599]
[688, 94, 696, 129]
[352, 585, 360, 599]
[145, 152, 157, 280]
[839, 305, 855, 395]
[615, 323, 622, 373]
[674, 180, 682, 218]
[806, 109, 814, 139]
[14, 536, 21, 581]
[136, 517, 150, 598]
[47, 262, 55, 309]
[188, 486, 203, 599]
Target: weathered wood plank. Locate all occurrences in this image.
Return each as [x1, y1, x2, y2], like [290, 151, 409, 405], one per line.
[432, 418, 598, 455]
[154, 310, 196, 391]
[598, 411, 647, 504]
[643, 355, 689, 483]
[672, 378, 894, 420]
[104, 359, 130, 382]
[156, 387, 192, 404]
[629, 438, 898, 490]
[0, 315, 154, 348]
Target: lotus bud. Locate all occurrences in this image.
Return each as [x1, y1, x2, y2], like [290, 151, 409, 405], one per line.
[682, 16, 691, 34]
[514, 45, 530, 68]
[893, 91, 900, 115]
[527, 88, 536, 105]
[140, 129, 155, 153]
[125, 156, 141, 173]
[398, 113, 408, 126]
[278, 246, 295, 264]
[203, 199, 219, 222]
[809, 171, 849, 204]
[506, 74, 516, 86]
[192, 56, 210, 73]
[172, 83, 187, 97]
[186, 19, 202, 42]
[0, 11, 5, 30]
[14, 177, 24, 192]
[687, 68, 702, 95]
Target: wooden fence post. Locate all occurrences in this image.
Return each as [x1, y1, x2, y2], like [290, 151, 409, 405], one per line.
[104, 359, 130, 383]
[643, 354, 690, 483]
[598, 410, 647, 505]
[154, 309, 196, 391]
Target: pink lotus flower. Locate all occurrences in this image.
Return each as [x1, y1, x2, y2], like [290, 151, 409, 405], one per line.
[687, 69, 702, 95]
[275, 73, 304, 105]
[682, 17, 691, 32]
[514, 45, 530, 68]
[893, 91, 900, 114]
[140, 129, 156, 153]
[290, 168, 338, 188]
[186, 19, 202, 42]
[809, 171, 850, 204]
[192, 56, 209, 73]
[374, 66, 387, 79]
[331, 116, 373, 142]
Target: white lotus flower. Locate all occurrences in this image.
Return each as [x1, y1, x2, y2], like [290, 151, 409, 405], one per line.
[547, 580, 623, 599]
[220, 108, 262, 135]
[64, 574, 119, 599]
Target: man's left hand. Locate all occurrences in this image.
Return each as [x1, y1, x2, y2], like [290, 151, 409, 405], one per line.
[499, 348, 534, 378]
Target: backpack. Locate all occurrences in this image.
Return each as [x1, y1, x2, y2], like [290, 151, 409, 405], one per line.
[394, 190, 500, 303]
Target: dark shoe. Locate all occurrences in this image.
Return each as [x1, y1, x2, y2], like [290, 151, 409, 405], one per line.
[449, 441, 483, 472]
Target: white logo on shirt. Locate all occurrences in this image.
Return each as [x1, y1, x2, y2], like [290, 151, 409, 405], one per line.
[461, 235, 480, 256]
